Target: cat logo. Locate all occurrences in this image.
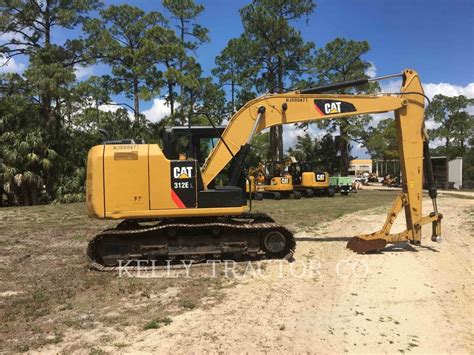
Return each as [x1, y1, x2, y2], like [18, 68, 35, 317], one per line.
[314, 99, 357, 116]
[324, 102, 342, 114]
[173, 166, 193, 179]
[316, 173, 326, 182]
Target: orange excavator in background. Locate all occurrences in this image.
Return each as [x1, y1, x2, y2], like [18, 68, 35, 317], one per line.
[86, 69, 442, 268]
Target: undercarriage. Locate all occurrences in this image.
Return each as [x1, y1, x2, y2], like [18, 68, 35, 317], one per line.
[87, 213, 296, 270]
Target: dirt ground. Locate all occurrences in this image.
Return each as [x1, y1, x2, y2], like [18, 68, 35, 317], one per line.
[1, 191, 473, 354]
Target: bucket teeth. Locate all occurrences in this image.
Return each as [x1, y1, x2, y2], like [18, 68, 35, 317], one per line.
[347, 237, 387, 254]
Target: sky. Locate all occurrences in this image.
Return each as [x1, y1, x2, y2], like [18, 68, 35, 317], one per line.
[1, 0, 473, 157]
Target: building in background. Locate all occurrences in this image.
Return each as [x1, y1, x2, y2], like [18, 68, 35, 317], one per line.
[349, 159, 372, 176]
[373, 157, 463, 189]
[374, 159, 399, 178]
[431, 157, 463, 189]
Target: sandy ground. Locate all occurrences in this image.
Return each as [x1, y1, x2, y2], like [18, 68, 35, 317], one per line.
[37, 195, 473, 354]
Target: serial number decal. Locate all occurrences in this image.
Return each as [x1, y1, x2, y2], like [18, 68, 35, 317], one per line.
[112, 145, 139, 150]
[286, 97, 308, 103]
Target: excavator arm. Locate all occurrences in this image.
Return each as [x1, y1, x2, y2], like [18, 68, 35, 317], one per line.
[202, 68, 442, 253]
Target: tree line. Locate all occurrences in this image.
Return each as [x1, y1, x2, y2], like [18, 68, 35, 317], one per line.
[1, 0, 473, 206]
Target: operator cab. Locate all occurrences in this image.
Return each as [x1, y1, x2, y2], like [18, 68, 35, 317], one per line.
[160, 125, 226, 165]
[160, 125, 249, 208]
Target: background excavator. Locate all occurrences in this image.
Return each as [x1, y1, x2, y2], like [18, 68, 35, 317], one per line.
[86, 69, 442, 268]
[257, 160, 302, 200]
[286, 158, 335, 197]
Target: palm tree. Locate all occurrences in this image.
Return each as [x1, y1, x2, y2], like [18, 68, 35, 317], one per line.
[0, 130, 56, 205]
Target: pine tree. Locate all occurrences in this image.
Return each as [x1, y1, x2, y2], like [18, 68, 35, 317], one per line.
[0, 0, 101, 135]
[84, 5, 165, 123]
[215, 0, 315, 163]
[309, 38, 377, 175]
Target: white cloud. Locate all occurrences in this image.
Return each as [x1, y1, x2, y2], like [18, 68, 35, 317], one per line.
[379, 79, 402, 94]
[380, 79, 474, 100]
[378, 78, 474, 128]
[98, 103, 122, 113]
[89, 98, 172, 122]
[282, 124, 307, 148]
[0, 56, 26, 74]
[370, 112, 392, 127]
[365, 62, 376, 78]
[142, 98, 172, 123]
[0, 31, 31, 43]
[72, 99, 134, 121]
[282, 124, 327, 151]
[425, 120, 439, 130]
[98, 103, 134, 119]
[74, 65, 96, 80]
[424, 82, 474, 99]
[1, 33, 19, 42]
[430, 137, 445, 148]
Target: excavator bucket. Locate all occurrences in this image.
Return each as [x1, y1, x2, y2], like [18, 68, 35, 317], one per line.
[346, 237, 387, 254]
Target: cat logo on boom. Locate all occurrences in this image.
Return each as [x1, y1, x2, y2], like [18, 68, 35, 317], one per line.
[324, 102, 342, 114]
[314, 99, 357, 116]
[173, 166, 193, 179]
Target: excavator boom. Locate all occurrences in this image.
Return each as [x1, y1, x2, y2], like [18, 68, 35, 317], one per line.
[202, 94, 403, 185]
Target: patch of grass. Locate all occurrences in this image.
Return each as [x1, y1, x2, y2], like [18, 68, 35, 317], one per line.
[17, 344, 29, 353]
[143, 317, 172, 330]
[74, 234, 88, 240]
[113, 342, 129, 348]
[252, 190, 398, 230]
[34, 332, 65, 348]
[89, 347, 107, 355]
[50, 332, 63, 344]
[180, 299, 197, 309]
[59, 303, 74, 311]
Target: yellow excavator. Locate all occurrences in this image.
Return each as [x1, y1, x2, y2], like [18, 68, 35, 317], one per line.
[259, 161, 302, 200]
[286, 158, 335, 197]
[86, 69, 442, 267]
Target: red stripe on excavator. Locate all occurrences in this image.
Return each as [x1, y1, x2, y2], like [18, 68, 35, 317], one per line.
[171, 190, 186, 208]
[314, 103, 325, 116]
